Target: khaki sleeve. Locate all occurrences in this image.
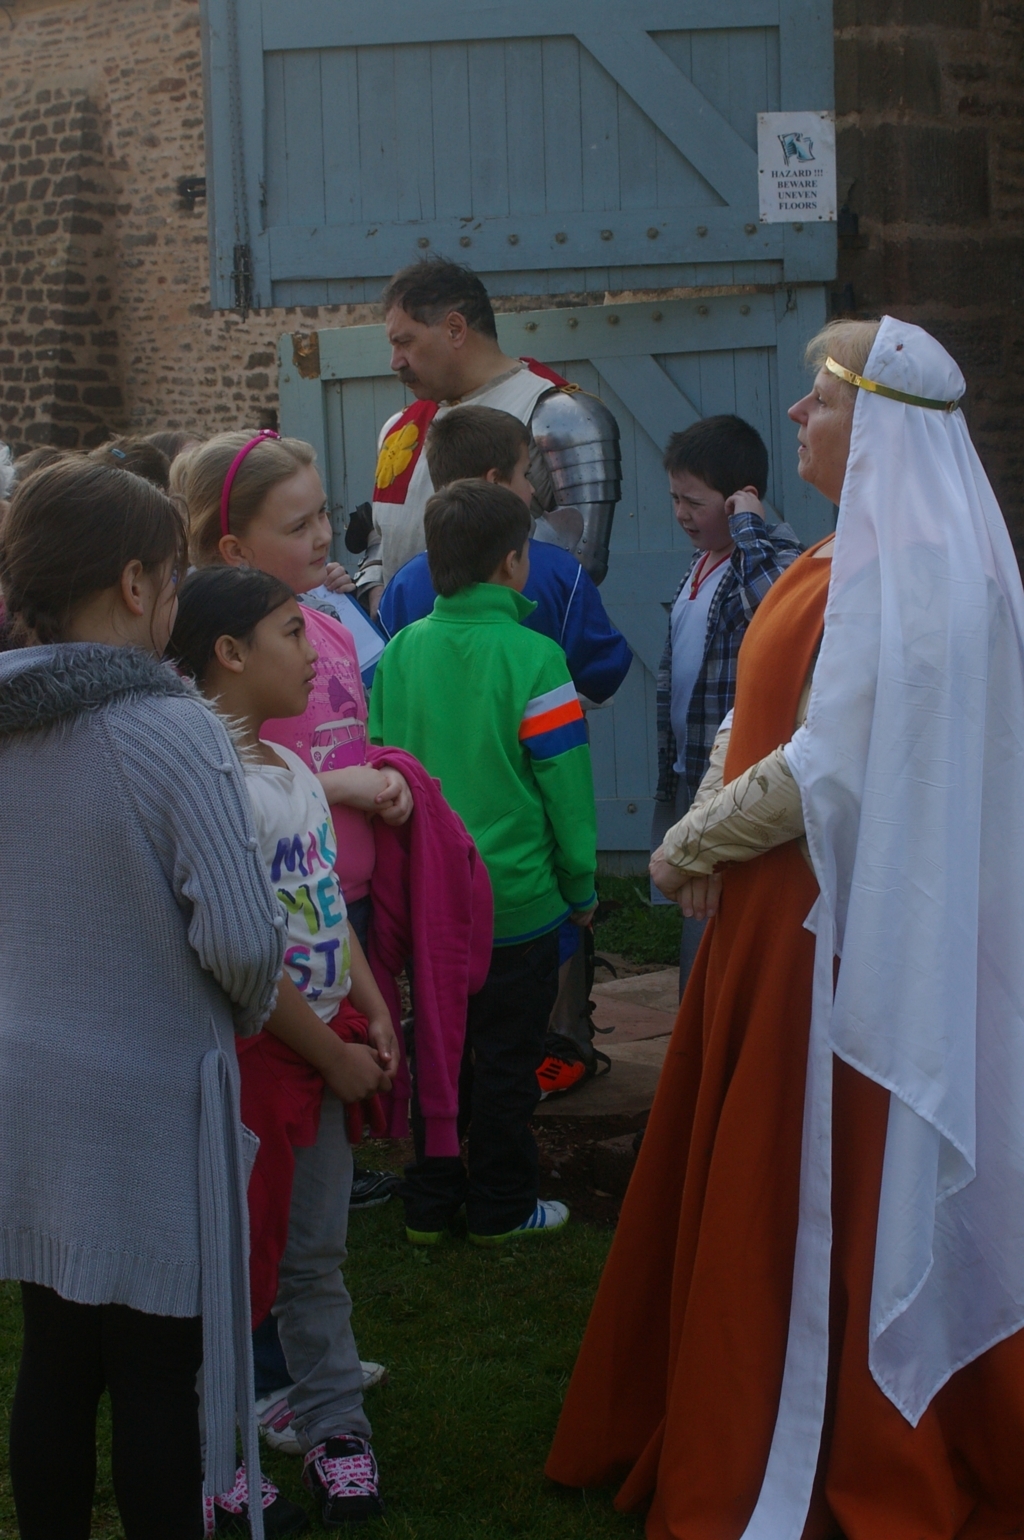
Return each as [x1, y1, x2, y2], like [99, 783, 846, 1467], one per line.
[689, 715, 732, 815]
[662, 745, 806, 875]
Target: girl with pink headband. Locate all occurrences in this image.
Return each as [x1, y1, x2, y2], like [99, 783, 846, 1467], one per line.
[176, 429, 413, 1527]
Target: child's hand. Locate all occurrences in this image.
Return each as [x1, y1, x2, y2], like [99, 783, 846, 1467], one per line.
[318, 764, 393, 814]
[323, 561, 357, 594]
[322, 1040, 394, 1105]
[374, 768, 413, 826]
[571, 901, 598, 928]
[366, 1011, 400, 1073]
[724, 486, 765, 521]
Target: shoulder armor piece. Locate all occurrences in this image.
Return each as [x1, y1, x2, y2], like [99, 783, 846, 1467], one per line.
[530, 388, 622, 585]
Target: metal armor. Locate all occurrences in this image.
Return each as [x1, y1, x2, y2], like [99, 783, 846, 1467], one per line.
[529, 388, 622, 586]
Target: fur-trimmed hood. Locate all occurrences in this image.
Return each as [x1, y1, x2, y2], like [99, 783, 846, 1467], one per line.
[0, 643, 197, 740]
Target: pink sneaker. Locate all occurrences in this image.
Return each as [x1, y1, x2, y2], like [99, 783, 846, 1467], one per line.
[302, 1436, 384, 1523]
[203, 1463, 308, 1535]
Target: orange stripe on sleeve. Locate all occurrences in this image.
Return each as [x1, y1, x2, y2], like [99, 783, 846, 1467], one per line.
[519, 698, 584, 740]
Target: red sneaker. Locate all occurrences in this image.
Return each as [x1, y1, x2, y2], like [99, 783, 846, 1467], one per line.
[536, 1054, 587, 1099]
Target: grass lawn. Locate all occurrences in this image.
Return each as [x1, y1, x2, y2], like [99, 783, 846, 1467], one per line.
[595, 873, 682, 966]
[0, 1201, 642, 1539]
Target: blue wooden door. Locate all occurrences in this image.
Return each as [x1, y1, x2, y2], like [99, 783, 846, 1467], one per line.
[201, 0, 836, 308]
[202, 0, 837, 854]
[278, 291, 831, 856]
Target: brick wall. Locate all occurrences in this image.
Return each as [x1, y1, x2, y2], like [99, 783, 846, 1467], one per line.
[835, 0, 1024, 544]
[2, 0, 1022, 536]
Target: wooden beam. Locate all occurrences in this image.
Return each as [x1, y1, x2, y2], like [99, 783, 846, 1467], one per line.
[268, 211, 783, 282]
[576, 29, 757, 205]
[261, 0, 780, 51]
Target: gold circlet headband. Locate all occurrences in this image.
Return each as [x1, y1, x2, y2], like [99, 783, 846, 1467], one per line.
[825, 356, 961, 413]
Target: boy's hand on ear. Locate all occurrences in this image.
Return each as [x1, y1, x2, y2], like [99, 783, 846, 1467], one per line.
[724, 486, 765, 521]
[323, 561, 357, 594]
[374, 768, 414, 825]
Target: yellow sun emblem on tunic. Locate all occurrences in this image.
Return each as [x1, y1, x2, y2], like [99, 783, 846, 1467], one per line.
[375, 422, 420, 489]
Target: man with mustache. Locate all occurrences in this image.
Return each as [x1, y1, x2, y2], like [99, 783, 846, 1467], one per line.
[354, 257, 621, 619]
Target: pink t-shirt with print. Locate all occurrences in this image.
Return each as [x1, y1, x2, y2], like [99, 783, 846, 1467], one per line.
[261, 606, 376, 902]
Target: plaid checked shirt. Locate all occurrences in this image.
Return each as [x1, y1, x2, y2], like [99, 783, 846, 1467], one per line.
[656, 510, 803, 803]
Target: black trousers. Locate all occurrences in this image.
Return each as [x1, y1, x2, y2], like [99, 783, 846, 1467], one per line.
[402, 929, 560, 1236]
[9, 1282, 204, 1540]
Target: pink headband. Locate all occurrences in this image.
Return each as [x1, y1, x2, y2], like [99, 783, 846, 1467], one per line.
[220, 429, 281, 539]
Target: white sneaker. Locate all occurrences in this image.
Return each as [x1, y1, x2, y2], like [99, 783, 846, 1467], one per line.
[469, 1198, 570, 1247]
[258, 1364, 389, 1456]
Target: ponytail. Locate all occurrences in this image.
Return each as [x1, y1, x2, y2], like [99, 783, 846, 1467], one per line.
[0, 458, 186, 645]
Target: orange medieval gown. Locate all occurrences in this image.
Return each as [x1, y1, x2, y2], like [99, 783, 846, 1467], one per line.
[546, 550, 1024, 1539]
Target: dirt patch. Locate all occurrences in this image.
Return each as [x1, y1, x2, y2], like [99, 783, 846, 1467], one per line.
[535, 1112, 646, 1227]
[360, 1116, 644, 1231]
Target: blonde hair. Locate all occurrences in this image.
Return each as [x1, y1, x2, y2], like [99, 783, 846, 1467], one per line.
[178, 431, 317, 566]
[804, 320, 883, 399]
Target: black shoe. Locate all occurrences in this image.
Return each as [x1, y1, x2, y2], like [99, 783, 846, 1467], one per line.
[206, 1465, 309, 1535]
[349, 1167, 400, 1210]
[303, 1436, 384, 1525]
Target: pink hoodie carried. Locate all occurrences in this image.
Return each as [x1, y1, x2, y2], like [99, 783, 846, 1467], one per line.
[366, 744, 493, 1158]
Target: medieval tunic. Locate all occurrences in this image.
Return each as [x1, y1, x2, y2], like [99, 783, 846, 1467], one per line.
[545, 546, 1024, 1538]
[358, 360, 567, 593]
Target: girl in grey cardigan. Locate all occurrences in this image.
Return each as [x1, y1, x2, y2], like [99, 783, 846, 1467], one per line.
[0, 460, 284, 1540]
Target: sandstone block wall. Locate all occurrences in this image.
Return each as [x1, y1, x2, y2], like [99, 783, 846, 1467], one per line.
[2, 0, 1022, 536]
[835, 0, 1024, 543]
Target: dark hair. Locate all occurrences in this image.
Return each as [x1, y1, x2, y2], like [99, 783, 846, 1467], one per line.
[425, 406, 530, 490]
[381, 257, 498, 340]
[89, 436, 171, 491]
[146, 429, 201, 464]
[424, 480, 531, 598]
[0, 458, 187, 645]
[167, 566, 295, 684]
[663, 415, 769, 499]
[14, 446, 69, 482]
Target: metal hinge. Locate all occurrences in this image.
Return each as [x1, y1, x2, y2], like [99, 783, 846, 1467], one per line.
[231, 243, 253, 320]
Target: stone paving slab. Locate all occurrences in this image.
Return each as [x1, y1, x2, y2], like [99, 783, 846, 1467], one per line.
[533, 1057, 664, 1120]
[591, 967, 679, 1043]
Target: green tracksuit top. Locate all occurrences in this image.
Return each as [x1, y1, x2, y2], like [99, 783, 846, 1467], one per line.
[369, 584, 597, 943]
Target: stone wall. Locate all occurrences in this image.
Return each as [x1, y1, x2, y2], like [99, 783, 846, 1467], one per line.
[835, 0, 1024, 543]
[2, 0, 1022, 534]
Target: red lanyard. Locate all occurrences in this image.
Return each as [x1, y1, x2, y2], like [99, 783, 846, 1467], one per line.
[689, 550, 730, 600]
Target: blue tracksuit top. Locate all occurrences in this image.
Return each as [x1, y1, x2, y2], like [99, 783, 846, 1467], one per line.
[377, 539, 633, 705]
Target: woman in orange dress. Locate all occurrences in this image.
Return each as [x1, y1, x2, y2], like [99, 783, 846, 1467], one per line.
[546, 317, 1024, 1539]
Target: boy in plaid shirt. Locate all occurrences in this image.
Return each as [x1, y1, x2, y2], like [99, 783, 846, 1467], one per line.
[651, 415, 801, 989]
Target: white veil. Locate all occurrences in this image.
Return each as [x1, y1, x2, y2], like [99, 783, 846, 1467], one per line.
[741, 316, 1024, 1540]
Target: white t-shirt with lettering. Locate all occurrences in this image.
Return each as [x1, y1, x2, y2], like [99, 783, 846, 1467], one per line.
[246, 743, 352, 1023]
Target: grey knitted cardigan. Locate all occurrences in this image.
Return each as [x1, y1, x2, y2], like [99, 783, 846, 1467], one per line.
[0, 643, 286, 1523]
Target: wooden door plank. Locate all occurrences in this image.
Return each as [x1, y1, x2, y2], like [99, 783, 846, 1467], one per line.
[541, 38, 584, 215]
[320, 47, 362, 227]
[595, 355, 700, 460]
[565, 28, 756, 204]
[261, 0, 781, 51]
[282, 51, 326, 224]
[468, 40, 510, 218]
[504, 39, 546, 217]
[394, 44, 437, 223]
[579, 47, 620, 214]
[429, 43, 473, 220]
[355, 47, 399, 223]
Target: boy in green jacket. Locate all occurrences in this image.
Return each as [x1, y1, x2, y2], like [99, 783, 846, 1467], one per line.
[369, 480, 597, 1245]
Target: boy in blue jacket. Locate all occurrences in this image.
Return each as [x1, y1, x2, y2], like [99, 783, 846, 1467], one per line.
[377, 406, 632, 706]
